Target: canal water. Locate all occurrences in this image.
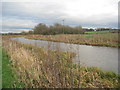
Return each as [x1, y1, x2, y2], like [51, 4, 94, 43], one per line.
[12, 37, 119, 73]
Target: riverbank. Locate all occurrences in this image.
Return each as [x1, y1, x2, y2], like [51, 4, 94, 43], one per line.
[2, 37, 120, 88]
[24, 33, 119, 47]
[2, 33, 119, 47]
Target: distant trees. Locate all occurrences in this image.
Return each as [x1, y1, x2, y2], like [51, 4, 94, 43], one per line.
[96, 28, 112, 31]
[32, 23, 85, 35]
[33, 23, 48, 34]
[2, 23, 118, 35]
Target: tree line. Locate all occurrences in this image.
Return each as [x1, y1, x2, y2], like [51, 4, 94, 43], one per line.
[30, 23, 85, 35]
[2, 23, 119, 35]
[29, 23, 119, 34]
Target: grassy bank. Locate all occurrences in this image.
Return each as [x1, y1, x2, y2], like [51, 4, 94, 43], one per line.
[25, 33, 119, 47]
[2, 48, 24, 88]
[0, 47, 2, 89]
[2, 48, 15, 88]
[2, 37, 120, 88]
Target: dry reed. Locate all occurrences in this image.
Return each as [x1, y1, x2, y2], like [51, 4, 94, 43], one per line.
[2, 37, 119, 88]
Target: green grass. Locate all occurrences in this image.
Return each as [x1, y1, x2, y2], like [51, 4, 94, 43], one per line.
[0, 47, 2, 89]
[2, 48, 15, 88]
[2, 48, 24, 88]
[85, 30, 111, 34]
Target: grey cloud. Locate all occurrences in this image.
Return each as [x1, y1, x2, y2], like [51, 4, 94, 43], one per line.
[1, 1, 118, 33]
[2, 28, 30, 33]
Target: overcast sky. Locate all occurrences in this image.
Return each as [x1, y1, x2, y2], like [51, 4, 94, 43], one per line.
[1, 0, 119, 33]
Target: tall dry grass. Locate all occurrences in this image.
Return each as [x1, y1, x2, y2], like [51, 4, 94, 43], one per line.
[2, 37, 120, 88]
[2, 37, 76, 88]
[25, 33, 119, 47]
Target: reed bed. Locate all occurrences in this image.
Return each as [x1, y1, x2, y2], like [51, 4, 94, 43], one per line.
[2, 37, 120, 88]
[25, 33, 119, 47]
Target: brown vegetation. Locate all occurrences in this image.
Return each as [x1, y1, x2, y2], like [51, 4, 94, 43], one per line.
[2, 36, 120, 88]
[25, 33, 119, 47]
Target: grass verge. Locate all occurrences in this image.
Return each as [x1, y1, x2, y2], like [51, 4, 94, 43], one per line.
[2, 48, 15, 88]
[0, 47, 2, 89]
[2, 48, 24, 88]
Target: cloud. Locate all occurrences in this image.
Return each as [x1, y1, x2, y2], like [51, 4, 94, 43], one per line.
[1, 0, 119, 33]
[1, 16, 38, 33]
[1, 28, 30, 33]
[2, 17, 37, 28]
